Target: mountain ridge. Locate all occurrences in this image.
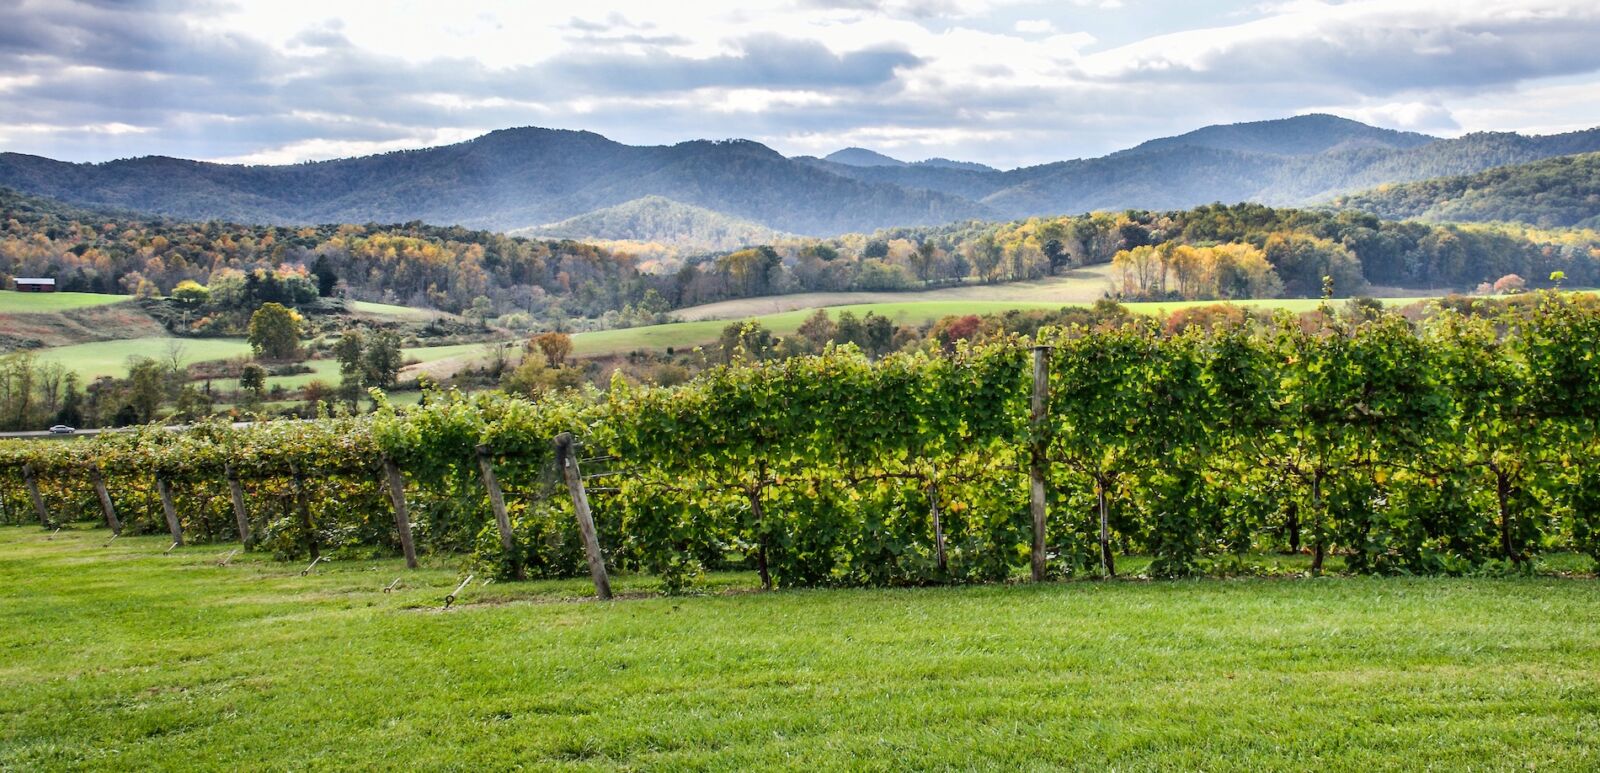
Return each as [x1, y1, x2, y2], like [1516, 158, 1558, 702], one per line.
[5, 116, 1600, 239]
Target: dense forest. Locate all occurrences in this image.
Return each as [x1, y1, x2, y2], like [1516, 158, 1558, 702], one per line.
[1331, 152, 1600, 228]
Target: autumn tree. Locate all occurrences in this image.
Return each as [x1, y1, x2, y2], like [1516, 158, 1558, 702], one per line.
[531, 332, 573, 368]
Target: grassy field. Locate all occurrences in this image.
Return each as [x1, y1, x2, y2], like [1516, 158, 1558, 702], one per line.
[671, 264, 1123, 321]
[348, 300, 444, 321]
[34, 337, 255, 381]
[28, 336, 501, 391]
[0, 290, 131, 314]
[1, 525, 1596, 770]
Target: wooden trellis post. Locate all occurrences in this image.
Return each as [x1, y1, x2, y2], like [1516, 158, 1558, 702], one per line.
[1030, 345, 1052, 582]
[474, 444, 524, 581]
[554, 433, 611, 600]
[289, 464, 317, 560]
[22, 464, 49, 528]
[381, 456, 419, 570]
[225, 464, 251, 547]
[89, 465, 121, 534]
[928, 482, 947, 574]
[155, 475, 183, 546]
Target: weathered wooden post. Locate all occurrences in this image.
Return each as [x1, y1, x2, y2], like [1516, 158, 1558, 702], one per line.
[379, 457, 419, 572]
[89, 465, 122, 534]
[928, 482, 947, 574]
[224, 464, 251, 547]
[554, 432, 611, 600]
[1096, 478, 1116, 578]
[22, 464, 49, 528]
[289, 464, 318, 560]
[474, 444, 524, 580]
[1030, 345, 1051, 582]
[381, 456, 419, 569]
[155, 475, 183, 546]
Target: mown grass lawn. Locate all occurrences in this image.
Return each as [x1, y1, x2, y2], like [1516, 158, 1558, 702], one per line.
[0, 290, 130, 314]
[1, 525, 1596, 771]
[33, 337, 255, 381]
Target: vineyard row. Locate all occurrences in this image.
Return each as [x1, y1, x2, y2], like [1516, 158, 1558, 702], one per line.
[4, 295, 1600, 590]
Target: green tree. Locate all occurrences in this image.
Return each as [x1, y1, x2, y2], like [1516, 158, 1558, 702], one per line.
[796, 309, 836, 352]
[311, 255, 339, 297]
[247, 302, 302, 361]
[333, 329, 366, 407]
[718, 321, 776, 362]
[863, 313, 895, 358]
[239, 364, 267, 398]
[56, 372, 83, 427]
[362, 330, 404, 390]
[126, 357, 167, 423]
[501, 347, 555, 398]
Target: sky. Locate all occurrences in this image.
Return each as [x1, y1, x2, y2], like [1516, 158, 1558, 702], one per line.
[3, 0, 1600, 169]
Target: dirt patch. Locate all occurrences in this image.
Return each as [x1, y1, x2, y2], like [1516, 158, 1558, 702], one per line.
[0, 302, 167, 350]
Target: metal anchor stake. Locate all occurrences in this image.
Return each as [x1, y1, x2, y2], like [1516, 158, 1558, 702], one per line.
[443, 574, 474, 609]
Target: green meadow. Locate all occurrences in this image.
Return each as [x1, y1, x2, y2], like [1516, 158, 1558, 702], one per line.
[0, 290, 132, 314]
[0, 525, 1595, 770]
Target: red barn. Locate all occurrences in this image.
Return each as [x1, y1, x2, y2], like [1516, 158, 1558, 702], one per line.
[13, 278, 56, 293]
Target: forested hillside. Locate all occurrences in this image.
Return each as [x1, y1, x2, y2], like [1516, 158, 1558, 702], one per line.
[7, 187, 1598, 324]
[0, 187, 655, 324]
[519, 196, 789, 251]
[7, 116, 1600, 241]
[790, 204, 1600, 300]
[1331, 152, 1600, 228]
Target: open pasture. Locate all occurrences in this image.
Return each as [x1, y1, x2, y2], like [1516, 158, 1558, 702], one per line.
[0, 525, 1596, 770]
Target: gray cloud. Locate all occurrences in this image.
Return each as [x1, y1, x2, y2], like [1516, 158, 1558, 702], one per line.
[1085, 6, 1600, 95]
[2, 0, 1600, 168]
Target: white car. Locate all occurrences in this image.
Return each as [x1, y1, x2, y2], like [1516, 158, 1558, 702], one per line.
[47, 425, 75, 434]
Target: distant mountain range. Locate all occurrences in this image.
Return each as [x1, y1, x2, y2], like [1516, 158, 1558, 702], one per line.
[4, 114, 1600, 244]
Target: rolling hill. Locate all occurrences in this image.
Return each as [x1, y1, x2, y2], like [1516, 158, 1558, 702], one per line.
[516, 195, 791, 250]
[1330, 152, 1600, 228]
[5, 115, 1600, 240]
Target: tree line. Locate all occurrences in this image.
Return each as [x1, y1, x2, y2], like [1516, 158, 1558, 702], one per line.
[8, 187, 1600, 333]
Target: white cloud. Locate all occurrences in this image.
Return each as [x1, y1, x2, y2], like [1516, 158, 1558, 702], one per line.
[1329, 102, 1460, 133]
[209, 128, 484, 165]
[3, 0, 1600, 167]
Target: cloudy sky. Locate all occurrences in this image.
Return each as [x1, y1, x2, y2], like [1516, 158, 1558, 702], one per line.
[4, 0, 1600, 168]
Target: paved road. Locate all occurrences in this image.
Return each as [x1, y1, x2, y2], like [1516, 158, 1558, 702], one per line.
[0, 421, 269, 441]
